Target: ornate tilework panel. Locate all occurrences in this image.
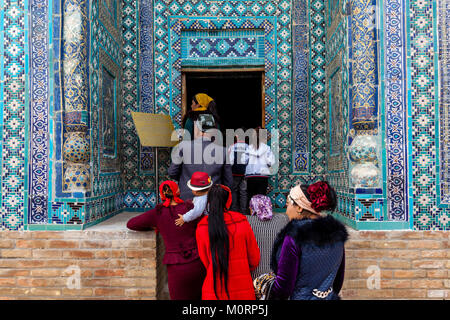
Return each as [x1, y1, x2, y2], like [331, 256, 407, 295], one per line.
[438, 0, 450, 203]
[350, 0, 378, 130]
[122, 0, 143, 191]
[167, 17, 278, 129]
[29, 0, 50, 224]
[62, 0, 89, 113]
[148, 0, 300, 209]
[101, 0, 120, 35]
[181, 29, 265, 66]
[123, 191, 156, 209]
[50, 201, 84, 224]
[88, 0, 124, 225]
[292, 0, 309, 173]
[409, 0, 450, 229]
[384, 0, 408, 220]
[139, 0, 155, 174]
[325, 1, 350, 218]
[1, 0, 27, 230]
[85, 193, 123, 223]
[101, 66, 117, 157]
[328, 54, 344, 157]
[98, 47, 122, 171]
[309, 0, 327, 176]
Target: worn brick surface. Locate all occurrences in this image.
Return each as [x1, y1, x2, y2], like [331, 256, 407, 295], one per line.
[0, 228, 448, 299]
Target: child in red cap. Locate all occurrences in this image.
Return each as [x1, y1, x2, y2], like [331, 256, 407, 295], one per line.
[175, 171, 213, 227]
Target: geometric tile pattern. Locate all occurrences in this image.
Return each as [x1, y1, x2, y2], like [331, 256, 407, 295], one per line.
[123, 191, 156, 209]
[188, 37, 258, 58]
[384, 0, 408, 220]
[50, 201, 84, 225]
[350, 0, 378, 131]
[355, 198, 384, 221]
[88, 0, 124, 225]
[139, 0, 155, 173]
[439, 0, 450, 203]
[29, 0, 50, 224]
[7, 0, 443, 231]
[309, 0, 327, 177]
[85, 193, 123, 224]
[122, 0, 147, 192]
[181, 30, 265, 66]
[1, 0, 27, 230]
[292, 0, 309, 172]
[151, 0, 300, 208]
[409, 0, 450, 230]
[61, 0, 90, 194]
[167, 17, 278, 129]
[325, 3, 350, 217]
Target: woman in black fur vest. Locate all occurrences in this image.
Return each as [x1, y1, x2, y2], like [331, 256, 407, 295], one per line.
[269, 181, 348, 300]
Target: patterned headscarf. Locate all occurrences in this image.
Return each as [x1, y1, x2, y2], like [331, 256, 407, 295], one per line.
[288, 185, 321, 216]
[288, 182, 334, 216]
[159, 180, 184, 207]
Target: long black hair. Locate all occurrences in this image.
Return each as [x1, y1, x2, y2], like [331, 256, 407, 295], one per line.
[207, 184, 230, 299]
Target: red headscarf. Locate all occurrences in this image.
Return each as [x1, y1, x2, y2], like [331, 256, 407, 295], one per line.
[159, 180, 184, 207]
[217, 184, 233, 211]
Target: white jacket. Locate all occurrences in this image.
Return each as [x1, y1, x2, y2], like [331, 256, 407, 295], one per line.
[242, 143, 275, 177]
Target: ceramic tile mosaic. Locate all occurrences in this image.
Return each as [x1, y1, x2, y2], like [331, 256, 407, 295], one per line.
[180, 29, 265, 66]
[167, 16, 278, 129]
[292, 0, 309, 173]
[3, 0, 446, 230]
[439, 0, 450, 203]
[1, 0, 27, 230]
[139, 0, 155, 173]
[324, 2, 351, 217]
[384, 0, 408, 220]
[309, 0, 327, 177]
[29, 0, 50, 224]
[350, 0, 378, 130]
[98, 47, 122, 171]
[150, 0, 304, 208]
[408, 0, 450, 230]
[87, 0, 124, 225]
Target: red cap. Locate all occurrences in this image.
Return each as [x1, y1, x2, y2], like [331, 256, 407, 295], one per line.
[187, 171, 213, 191]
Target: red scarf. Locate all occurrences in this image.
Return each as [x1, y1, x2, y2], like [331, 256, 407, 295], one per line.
[218, 184, 232, 210]
[159, 181, 184, 207]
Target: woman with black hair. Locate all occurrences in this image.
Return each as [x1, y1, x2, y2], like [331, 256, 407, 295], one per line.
[196, 184, 260, 300]
[267, 181, 348, 300]
[182, 93, 221, 139]
[127, 181, 206, 300]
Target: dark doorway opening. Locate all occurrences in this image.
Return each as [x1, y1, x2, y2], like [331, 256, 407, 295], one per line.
[183, 70, 264, 131]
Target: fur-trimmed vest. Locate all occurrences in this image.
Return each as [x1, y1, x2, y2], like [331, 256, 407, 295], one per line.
[270, 215, 349, 300]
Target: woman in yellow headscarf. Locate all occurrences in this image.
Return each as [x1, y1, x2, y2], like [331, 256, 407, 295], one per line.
[182, 93, 221, 139]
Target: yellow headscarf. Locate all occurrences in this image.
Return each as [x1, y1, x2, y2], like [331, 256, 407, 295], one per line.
[194, 93, 214, 111]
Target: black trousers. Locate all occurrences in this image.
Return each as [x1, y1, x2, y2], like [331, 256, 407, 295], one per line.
[246, 176, 269, 213]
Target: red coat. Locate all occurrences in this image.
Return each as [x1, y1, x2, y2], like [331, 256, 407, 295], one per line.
[196, 211, 260, 300]
[127, 202, 201, 265]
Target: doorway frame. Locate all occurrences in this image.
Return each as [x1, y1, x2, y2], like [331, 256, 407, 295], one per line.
[181, 68, 266, 128]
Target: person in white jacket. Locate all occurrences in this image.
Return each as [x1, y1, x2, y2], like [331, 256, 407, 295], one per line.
[241, 127, 275, 211]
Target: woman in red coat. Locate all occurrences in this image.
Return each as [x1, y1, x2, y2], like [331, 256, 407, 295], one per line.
[196, 184, 260, 300]
[127, 181, 206, 300]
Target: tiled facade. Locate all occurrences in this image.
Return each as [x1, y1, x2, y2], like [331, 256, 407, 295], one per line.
[0, 0, 449, 231]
